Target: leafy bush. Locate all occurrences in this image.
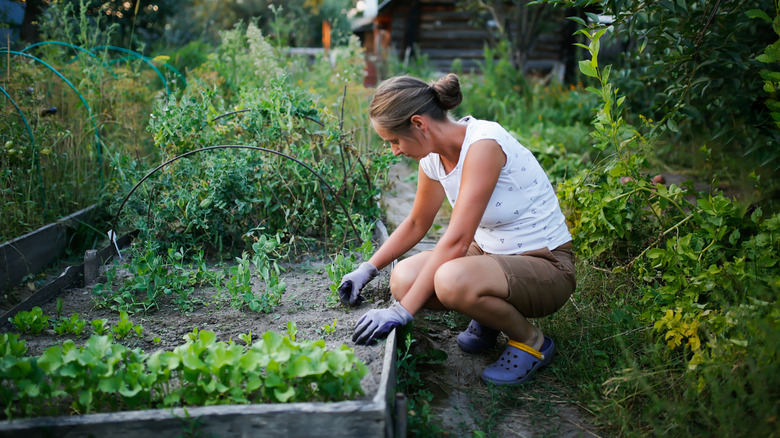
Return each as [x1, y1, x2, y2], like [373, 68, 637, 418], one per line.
[552, 27, 780, 436]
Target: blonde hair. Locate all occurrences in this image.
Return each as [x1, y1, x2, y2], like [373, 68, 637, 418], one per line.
[369, 74, 462, 133]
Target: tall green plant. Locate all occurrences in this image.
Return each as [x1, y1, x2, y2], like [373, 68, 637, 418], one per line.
[557, 26, 780, 436]
[753, 2, 780, 131]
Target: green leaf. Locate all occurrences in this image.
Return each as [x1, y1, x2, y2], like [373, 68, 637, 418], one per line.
[163, 392, 181, 406]
[584, 12, 601, 24]
[98, 375, 122, 393]
[745, 9, 772, 23]
[273, 385, 296, 402]
[646, 248, 666, 259]
[79, 389, 93, 410]
[751, 207, 763, 223]
[579, 60, 599, 78]
[38, 347, 64, 373]
[182, 352, 205, 370]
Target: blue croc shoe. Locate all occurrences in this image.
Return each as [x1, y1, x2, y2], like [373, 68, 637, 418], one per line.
[481, 336, 555, 385]
[457, 320, 500, 354]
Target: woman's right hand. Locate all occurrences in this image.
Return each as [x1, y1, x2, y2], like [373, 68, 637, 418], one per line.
[338, 262, 379, 306]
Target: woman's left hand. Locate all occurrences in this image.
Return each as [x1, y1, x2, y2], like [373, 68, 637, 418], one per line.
[352, 302, 413, 345]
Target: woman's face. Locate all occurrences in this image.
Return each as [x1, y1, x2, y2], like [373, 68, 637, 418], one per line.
[372, 121, 427, 161]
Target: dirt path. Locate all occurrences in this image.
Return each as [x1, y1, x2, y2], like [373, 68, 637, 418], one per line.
[383, 162, 600, 437]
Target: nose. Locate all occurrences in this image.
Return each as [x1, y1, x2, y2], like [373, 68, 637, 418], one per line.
[391, 144, 402, 156]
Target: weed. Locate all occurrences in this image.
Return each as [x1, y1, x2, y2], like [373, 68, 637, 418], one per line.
[325, 252, 358, 306]
[316, 318, 338, 337]
[111, 311, 144, 340]
[396, 331, 448, 437]
[223, 232, 287, 313]
[92, 241, 220, 314]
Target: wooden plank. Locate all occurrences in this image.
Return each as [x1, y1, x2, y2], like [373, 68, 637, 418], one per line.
[0, 401, 387, 438]
[419, 11, 474, 21]
[0, 265, 82, 330]
[0, 231, 136, 331]
[0, 204, 97, 292]
[418, 28, 488, 39]
[417, 40, 489, 50]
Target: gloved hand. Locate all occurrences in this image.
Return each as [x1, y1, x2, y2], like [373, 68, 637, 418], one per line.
[352, 302, 413, 345]
[338, 262, 379, 306]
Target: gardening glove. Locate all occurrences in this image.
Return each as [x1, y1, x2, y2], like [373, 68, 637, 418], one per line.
[338, 262, 379, 306]
[352, 302, 413, 345]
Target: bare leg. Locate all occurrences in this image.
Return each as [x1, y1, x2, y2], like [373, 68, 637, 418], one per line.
[390, 252, 448, 311]
[434, 256, 544, 350]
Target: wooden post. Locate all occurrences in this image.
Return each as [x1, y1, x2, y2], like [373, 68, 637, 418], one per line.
[83, 249, 98, 286]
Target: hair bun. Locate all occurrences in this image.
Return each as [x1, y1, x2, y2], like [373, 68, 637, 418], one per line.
[431, 74, 462, 111]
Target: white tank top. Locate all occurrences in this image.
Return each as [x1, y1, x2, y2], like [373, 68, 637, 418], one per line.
[419, 117, 571, 254]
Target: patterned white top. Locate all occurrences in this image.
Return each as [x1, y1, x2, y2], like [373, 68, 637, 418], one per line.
[419, 117, 571, 254]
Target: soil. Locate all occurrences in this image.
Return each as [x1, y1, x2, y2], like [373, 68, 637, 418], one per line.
[14, 256, 393, 401]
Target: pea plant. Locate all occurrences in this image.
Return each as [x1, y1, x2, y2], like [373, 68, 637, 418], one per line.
[93, 241, 222, 313]
[222, 232, 287, 313]
[0, 322, 367, 420]
[112, 28, 390, 256]
[326, 217, 376, 306]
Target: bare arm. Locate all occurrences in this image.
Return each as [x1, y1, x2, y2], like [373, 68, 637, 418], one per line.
[368, 166, 447, 270]
[399, 140, 506, 315]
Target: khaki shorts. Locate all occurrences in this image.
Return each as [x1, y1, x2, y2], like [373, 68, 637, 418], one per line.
[466, 241, 576, 318]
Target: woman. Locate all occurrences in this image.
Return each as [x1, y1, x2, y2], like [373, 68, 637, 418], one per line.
[338, 74, 575, 385]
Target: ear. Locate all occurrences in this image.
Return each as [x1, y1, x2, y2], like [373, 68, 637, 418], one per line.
[410, 114, 426, 131]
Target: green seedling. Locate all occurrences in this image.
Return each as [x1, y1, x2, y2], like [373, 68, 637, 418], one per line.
[239, 331, 253, 345]
[53, 313, 87, 336]
[326, 253, 357, 306]
[91, 318, 109, 335]
[112, 311, 143, 340]
[317, 318, 338, 337]
[10, 307, 50, 334]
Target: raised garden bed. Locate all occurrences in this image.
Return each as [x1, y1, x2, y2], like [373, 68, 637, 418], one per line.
[0, 204, 99, 294]
[0, 224, 403, 437]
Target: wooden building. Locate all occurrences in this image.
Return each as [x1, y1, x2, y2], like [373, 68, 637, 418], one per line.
[353, 0, 575, 86]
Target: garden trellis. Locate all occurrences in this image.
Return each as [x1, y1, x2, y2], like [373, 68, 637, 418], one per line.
[0, 40, 186, 240]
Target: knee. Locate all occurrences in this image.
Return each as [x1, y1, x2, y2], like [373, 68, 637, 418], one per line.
[389, 258, 416, 301]
[434, 261, 474, 310]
